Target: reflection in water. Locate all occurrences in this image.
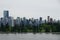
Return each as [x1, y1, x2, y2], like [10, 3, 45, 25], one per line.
[0, 33, 60, 40]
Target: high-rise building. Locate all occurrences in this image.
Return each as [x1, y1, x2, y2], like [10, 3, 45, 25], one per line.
[34, 19, 39, 27]
[39, 17, 42, 24]
[1, 17, 5, 25]
[23, 17, 27, 26]
[50, 18, 53, 23]
[44, 19, 47, 23]
[0, 18, 1, 27]
[3, 17, 9, 26]
[47, 16, 50, 22]
[4, 10, 9, 18]
[15, 17, 21, 26]
[8, 17, 14, 27]
[40, 17, 42, 21]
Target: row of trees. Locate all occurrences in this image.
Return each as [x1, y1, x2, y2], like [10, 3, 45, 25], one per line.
[0, 22, 60, 33]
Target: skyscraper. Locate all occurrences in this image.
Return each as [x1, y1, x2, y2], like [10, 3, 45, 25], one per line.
[39, 17, 42, 24]
[50, 18, 53, 23]
[39, 17, 42, 22]
[8, 17, 14, 27]
[47, 16, 50, 22]
[0, 18, 1, 27]
[4, 10, 9, 18]
[16, 17, 21, 26]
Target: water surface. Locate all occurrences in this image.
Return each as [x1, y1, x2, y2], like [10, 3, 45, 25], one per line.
[0, 33, 60, 40]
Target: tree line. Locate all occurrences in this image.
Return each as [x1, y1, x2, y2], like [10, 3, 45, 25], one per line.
[0, 22, 60, 33]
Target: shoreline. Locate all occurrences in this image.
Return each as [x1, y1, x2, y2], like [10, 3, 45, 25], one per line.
[0, 32, 60, 34]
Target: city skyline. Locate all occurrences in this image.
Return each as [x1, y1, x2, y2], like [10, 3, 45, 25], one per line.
[0, 10, 60, 33]
[0, 10, 60, 20]
[0, 0, 60, 19]
[0, 0, 60, 40]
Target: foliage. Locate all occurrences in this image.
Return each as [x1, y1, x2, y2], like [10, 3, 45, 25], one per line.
[0, 22, 60, 33]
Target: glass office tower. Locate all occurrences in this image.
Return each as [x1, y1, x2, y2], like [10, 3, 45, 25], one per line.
[4, 10, 9, 18]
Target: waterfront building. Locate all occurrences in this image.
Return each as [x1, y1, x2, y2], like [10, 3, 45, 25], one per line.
[1, 17, 6, 26]
[0, 18, 1, 27]
[15, 17, 21, 26]
[23, 17, 27, 26]
[8, 17, 14, 27]
[2, 10, 9, 26]
[4, 10, 9, 18]
[47, 16, 50, 23]
[3, 17, 9, 26]
[44, 19, 47, 23]
[50, 18, 53, 23]
[39, 17, 42, 24]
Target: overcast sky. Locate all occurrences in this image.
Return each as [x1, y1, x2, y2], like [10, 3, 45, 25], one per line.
[0, 0, 60, 19]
